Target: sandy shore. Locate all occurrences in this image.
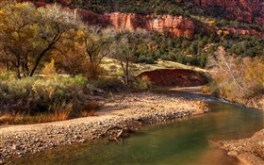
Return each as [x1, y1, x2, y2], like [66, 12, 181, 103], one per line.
[0, 92, 208, 164]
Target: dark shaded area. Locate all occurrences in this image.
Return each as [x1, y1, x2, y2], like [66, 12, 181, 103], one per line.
[138, 69, 209, 87]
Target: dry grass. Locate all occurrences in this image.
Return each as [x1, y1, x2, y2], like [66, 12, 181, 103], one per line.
[0, 102, 101, 125]
[0, 112, 70, 125]
[101, 57, 208, 77]
[80, 103, 100, 117]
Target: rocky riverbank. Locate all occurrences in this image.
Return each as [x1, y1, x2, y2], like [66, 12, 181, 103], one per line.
[218, 129, 264, 165]
[0, 92, 208, 164]
[246, 95, 264, 112]
[218, 95, 264, 165]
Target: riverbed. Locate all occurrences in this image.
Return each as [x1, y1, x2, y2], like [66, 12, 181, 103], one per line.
[11, 97, 264, 165]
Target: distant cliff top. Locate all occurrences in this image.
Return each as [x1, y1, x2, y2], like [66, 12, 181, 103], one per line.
[21, 0, 264, 27]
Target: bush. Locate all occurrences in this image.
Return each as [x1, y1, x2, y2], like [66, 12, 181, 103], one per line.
[132, 76, 152, 91]
[0, 71, 90, 115]
[92, 78, 126, 92]
[207, 51, 264, 102]
[137, 55, 156, 64]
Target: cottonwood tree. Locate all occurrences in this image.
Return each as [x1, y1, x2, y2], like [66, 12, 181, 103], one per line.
[112, 32, 140, 85]
[0, 2, 38, 78]
[30, 4, 80, 76]
[207, 47, 244, 99]
[0, 2, 80, 78]
[78, 26, 114, 79]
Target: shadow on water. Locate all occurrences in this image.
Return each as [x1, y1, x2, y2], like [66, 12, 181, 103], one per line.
[13, 92, 264, 165]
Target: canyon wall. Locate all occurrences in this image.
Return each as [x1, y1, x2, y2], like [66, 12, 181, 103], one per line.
[81, 11, 263, 38]
[193, 0, 264, 26]
[105, 13, 195, 38]
[17, 0, 264, 38]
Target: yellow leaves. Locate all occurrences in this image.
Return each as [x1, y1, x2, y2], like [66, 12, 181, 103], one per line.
[41, 59, 57, 79]
[11, 32, 19, 40]
[76, 30, 85, 38]
[243, 57, 264, 84]
[208, 20, 216, 26]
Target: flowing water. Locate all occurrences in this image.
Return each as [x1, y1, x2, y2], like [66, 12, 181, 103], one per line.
[13, 93, 264, 165]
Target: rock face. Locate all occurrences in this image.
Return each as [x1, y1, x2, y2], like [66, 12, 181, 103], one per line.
[19, 0, 263, 38]
[148, 15, 195, 38]
[88, 12, 195, 38]
[138, 69, 209, 87]
[19, 1, 195, 38]
[193, 0, 264, 26]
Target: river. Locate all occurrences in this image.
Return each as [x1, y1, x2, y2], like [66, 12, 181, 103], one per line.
[13, 92, 264, 165]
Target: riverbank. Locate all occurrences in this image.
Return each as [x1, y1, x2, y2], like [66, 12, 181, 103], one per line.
[218, 129, 264, 165]
[246, 95, 264, 112]
[217, 95, 264, 165]
[0, 92, 208, 164]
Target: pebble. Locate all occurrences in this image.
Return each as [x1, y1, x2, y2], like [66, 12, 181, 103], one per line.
[0, 94, 204, 164]
[227, 151, 238, 156]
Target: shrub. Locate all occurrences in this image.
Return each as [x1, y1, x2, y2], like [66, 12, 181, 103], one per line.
[93, 78, 126, 92]
[133, 76, 152, 91]
[207, 50, 264, 102]
[137, 55, 156, 64]
[0, 72, 89, 115]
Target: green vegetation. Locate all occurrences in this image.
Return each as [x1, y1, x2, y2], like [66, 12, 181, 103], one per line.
[50, 0, 195, 16]
[0, 69, 99, 123]
[223, 36, 264, 57]
[46, 0, 264, 31]
[0, 1, 263, 123]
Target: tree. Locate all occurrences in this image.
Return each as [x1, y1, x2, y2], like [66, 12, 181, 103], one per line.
[79, 26, 114, 79]
[0, 2, 39, 78]
[112, 32, 139, 85]
[29, 4, 80, 76]
[0, 2, 80, 78]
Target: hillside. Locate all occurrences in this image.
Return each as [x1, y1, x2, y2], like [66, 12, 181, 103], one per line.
[16, 0, 264, 67]
[20, 0, 264, 36]
[23, 0, 264, 26]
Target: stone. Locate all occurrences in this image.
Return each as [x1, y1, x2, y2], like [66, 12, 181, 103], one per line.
[11, 144, 18, 150]
[227, 151, 239, 156]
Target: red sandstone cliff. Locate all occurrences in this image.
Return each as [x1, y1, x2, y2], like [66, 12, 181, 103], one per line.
[80, 11, 195, 38]
[18, 0, 263, 38]
[193, 0, 264, 26]
[18, 0, 195, 38]
[81, 11, 263, 38]
[105, 13, 195, 38]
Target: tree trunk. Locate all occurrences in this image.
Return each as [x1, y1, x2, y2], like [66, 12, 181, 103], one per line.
[16, 56, 21, 79]
[125, 60, 129, 85]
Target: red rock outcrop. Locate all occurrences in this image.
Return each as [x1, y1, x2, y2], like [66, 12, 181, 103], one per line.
[193, 0, 264, 26]
[138, 69, 209, 87]
[18, 0, 263, 38]
[105, 13, 195, 38]
[148, 15, 194, 38]
[18, 0, 195, 38]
